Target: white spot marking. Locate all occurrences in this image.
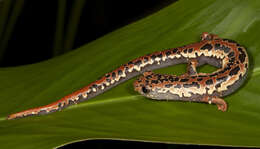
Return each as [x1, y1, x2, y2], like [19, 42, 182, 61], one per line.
[82, 93, 88, 98]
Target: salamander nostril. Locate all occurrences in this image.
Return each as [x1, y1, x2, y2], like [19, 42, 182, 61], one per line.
[142, 86, 149, 94]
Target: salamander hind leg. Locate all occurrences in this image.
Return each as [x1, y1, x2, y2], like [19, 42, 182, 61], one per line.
[200, 32, 220, 41]
[201, 96, 227, 112]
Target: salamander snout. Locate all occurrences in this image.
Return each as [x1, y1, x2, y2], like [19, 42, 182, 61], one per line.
[133, 77, 146, 94]
[133, 71, 153, 95]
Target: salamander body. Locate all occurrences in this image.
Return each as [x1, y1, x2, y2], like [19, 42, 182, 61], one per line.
[7, 33, 249, 120]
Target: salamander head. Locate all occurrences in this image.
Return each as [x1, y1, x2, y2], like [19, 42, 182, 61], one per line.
[134, 71, 172, 100]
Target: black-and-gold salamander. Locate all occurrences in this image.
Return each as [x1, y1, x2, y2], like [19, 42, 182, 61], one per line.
[7, 32, 249, 120]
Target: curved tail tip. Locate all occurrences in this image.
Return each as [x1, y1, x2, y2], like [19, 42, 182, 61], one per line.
[6, 113, 21, 120]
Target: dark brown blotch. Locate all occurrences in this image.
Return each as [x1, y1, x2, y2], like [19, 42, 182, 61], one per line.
[168, 76, 179, 82]
[168, 76, 174, 82]
[156, 74, 162, 79]
[143, 57, 149, 62]
[229, 66, 240, 76]
[180, 78, 189, 82]
[238, 48, 246, 63]
[228, 51, 235, 58]
[205, 79, 213, 85]
[118, 70, 123, 76]
[227, 62, 233, 67]
[112, 72, 116, 79]
[68, 99, 75, 106]
[134, 60, 142, 66]
[209, 73, 218, 77]
[229, 57, 236, 63]
[160, 78, 168, 82]
[145, 75, 152, 79]
[165, 84, 173, 88]
[191, 76, 196, 79]
[216, 76, 228, 82]
[198, 75, 207, 77]
[157, 53, 163, 58]
[151, 80, 159, 84]
[166, 51, 171, 56]
[197, 78, 203, 81]
[214, 43, 230, 53]
[201, 43, 213, 51]
[105, 74, 110, 78]
[245, 63, 248, 69]
[172, 48, 178, 53]
[128, 61, 134, 65]
[124, 66, 129, 72]
[223, 46, 231, 53]
[215, 83, 221, 88]
[224, 66, 231, 71]
[102, 83, 107, 87]
[174, 77, 179, 81]
[145, 80, 149, 84]
[223, 39, 237, 44]
[151, 55, 156, 60]
[214, 43, 221, 50]
[219, 69, 226, 74]
[92, 84, 98, 89]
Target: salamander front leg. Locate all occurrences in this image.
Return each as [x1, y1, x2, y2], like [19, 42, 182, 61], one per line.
[201, 96, 227, 112]
[187, 59, 198, 75]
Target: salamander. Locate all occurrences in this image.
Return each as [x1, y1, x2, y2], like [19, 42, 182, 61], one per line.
[7, 32, 249, 120]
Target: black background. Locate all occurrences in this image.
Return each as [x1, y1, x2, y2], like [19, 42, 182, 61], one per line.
[2, 0, 175, 67]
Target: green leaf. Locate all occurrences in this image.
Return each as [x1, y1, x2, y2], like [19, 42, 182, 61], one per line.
[1, 0, 260, 148]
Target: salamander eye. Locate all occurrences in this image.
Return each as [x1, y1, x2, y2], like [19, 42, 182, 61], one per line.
[142, 86, 149, 94]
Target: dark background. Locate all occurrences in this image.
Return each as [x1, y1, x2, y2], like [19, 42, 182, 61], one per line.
[0, 0, 250, 148]
[61, 140, 245, 149]
[1, 0, 175, 67]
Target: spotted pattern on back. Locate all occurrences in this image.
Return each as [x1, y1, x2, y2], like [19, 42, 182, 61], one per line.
[7, 33, 249, 120]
